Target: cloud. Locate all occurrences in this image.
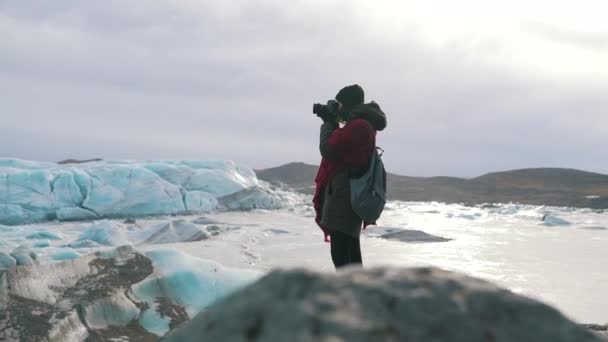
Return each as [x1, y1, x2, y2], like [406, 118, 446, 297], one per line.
[522, 21, 608, 51]
[1, 0, 607, 177]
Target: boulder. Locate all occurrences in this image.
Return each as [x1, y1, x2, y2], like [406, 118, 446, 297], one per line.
[162, 267, 603, 342]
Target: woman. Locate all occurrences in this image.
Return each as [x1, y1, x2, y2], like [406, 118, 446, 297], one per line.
[313, 84, 387, 268]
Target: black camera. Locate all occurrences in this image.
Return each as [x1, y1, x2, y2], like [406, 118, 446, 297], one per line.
[312, 100, 341, 118]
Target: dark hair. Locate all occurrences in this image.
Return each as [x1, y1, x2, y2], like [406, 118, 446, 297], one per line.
[335, 84, 364, 109]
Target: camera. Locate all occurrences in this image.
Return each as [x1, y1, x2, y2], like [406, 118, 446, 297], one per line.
[312, 100, 341, 118]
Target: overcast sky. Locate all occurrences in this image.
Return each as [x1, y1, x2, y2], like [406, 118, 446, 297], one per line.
[1, 0, 607, 177]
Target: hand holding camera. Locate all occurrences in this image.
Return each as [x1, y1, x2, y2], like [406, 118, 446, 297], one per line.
[313, 100, 342, 124]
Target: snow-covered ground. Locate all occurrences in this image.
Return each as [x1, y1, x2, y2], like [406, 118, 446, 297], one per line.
[2, 199, 607, 324]
[1, 159, 607, 338]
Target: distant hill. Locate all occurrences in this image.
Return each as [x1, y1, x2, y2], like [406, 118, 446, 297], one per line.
[256, 164, 608, 209]
[255, 162, 319, 193]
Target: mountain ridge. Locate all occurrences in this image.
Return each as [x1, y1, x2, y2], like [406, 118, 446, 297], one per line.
[255, 163, 608, 208]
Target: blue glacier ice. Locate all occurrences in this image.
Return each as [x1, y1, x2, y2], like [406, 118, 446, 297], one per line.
[132, 249, 260, 335]
[0, 159, 287, 225]
[51, 248, 81, 261]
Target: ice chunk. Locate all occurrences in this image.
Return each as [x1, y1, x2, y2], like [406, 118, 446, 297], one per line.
[82, 291, 140, 329]
[541, 214, 571, 226]
[0, 252, 17, 269]
[10, 246, 39, 266]
[139, 307, 171, 337]
[52, 249, 81, 261]
[33, 240, 51, 248]
[77, 221, 129, 246]
[132, 249, 260, 318]
[142, 220, 209, 245]
[27, 231, 62, 240]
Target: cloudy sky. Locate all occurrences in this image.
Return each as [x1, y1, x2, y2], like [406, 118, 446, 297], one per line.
[1, 0, 607, 177]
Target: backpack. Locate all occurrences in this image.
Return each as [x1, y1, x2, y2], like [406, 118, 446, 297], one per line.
[350, 146, 387, 223]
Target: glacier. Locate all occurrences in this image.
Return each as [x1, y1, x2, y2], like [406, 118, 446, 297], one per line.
[0, 159, 287, 225]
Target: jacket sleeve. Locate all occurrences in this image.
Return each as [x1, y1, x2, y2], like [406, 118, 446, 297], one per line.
[319, 121, 339, 160]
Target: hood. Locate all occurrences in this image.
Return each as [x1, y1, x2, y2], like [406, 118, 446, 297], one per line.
[348, 102, 387, 131]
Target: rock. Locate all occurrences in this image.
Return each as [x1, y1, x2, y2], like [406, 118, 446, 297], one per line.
[162, 267, 603, 342]
[378, 230, 451, 243]
[57, 158, 103, 165]
[0, 246, 155, 341]
[124, 217, 137, 224]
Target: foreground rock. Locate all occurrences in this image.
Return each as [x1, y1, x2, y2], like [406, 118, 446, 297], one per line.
[162, 267, 604, 342]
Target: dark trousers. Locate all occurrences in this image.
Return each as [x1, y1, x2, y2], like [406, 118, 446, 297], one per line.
[330, 231, 362, 268]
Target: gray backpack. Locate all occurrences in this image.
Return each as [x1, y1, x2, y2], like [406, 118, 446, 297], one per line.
[350, 146, 387, 223]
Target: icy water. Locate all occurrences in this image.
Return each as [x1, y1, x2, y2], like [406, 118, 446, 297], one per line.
[2, 200, 607, 324]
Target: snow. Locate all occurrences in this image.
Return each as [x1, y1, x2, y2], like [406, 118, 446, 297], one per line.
[0, 159, 286, 225]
